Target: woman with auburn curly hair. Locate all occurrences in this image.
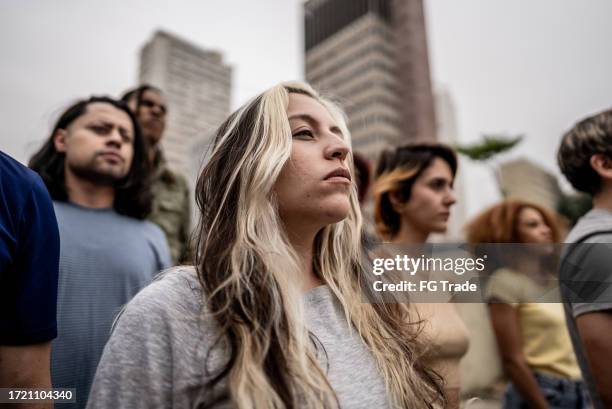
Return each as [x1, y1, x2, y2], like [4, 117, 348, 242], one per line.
[86, 82, 445, 409]
[372, 143, 469, 409]
[466, 200, 588, 409]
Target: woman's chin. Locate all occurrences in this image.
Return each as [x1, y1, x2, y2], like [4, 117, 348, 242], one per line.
[321, 201, 351, 224]
[430, 222, 449, 234]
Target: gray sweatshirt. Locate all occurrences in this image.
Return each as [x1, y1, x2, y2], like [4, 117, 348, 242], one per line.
[86, 267, 392, 409]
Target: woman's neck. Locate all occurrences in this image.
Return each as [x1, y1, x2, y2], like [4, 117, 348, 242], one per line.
[391, 218, 429, 244]
[285, 225, 322, 292]
[514, 254, 543, 278]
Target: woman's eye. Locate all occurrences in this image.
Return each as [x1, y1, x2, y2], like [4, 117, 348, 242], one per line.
[429, 180, 445, 190]
[293, 129, 314, 139]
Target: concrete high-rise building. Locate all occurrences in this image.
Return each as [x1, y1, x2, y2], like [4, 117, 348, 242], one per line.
[138, 30, 232, 185]
[498, 158, 563, 211]
[304, 0, 436, 161]
[434, 88, 466, 241]
[392, 0, 437, 142]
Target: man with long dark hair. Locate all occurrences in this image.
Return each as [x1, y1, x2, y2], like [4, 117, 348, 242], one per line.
[29, 96, 171, 409]
[121, 85, 191, 264]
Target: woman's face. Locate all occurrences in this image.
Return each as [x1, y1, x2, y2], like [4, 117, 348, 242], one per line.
[274, 93, 352, 232]
[516, 207, 553, 244]
[394, 158, 456, 235]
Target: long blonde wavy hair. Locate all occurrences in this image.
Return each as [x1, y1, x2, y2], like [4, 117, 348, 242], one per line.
[194, 81, 444, 409]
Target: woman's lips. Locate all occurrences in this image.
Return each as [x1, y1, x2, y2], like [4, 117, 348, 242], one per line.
[325, 176, 351, 184]
[324, 167, 351, 182]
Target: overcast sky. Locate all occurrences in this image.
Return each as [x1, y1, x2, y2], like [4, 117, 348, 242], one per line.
[1, 0, 611, 217]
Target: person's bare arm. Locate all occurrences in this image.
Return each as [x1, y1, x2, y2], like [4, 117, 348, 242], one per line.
[576, 310, 612, 407]
[0, 342, 53, 409]
[488, 303, 549, 409]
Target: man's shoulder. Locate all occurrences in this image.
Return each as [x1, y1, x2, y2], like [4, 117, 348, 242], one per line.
[0, 151, 37, 181]
[0, 151, 45, 199]
[566, 209, 612, 243]
[156, 164, 188, 189]
[0, 154, 54, 233]
[141, 219, 170, 244]
[168, 168, 189, 188]
[561, 211, 612, 308]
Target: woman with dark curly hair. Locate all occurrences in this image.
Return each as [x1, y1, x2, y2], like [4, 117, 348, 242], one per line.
[466, 200, 588, 409]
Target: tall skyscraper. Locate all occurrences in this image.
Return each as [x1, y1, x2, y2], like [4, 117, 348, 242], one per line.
[304, 0, 436, 160]
[434, 88, 466, 241]
[139, 30, 232, 184]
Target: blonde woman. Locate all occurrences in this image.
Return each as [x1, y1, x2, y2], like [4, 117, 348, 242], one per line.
[372, 144, 470, 409]
[86, 82, 444, 409]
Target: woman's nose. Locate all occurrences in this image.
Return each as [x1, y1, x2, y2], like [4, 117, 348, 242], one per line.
[325, 138, 350, 162]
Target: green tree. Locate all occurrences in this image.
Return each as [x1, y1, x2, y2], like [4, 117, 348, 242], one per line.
[455, 134, 523, 161]
[557, 193, 593, 227]
[454, 134, 523, 195]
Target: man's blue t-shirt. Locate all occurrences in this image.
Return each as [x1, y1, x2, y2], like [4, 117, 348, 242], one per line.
[0, 150, 60, 345]
[50, 201, 171, 409]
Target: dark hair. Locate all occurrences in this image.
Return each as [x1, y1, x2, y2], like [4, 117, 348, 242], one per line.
[557, 109, 612, 195]
[120, 84, 163, 112]
[374, 143, 458, 238]
[465, 200, 562, 276]
[352, 152, 371, 203]
[28, 96, 153, 219]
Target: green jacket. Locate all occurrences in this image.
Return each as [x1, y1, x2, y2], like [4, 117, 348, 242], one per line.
[148, 152, 192, 265]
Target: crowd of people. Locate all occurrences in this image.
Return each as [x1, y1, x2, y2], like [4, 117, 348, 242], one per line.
[1, 80, 611, 409]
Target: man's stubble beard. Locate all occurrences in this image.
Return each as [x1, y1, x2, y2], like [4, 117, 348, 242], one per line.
[67, 155, 128, 187]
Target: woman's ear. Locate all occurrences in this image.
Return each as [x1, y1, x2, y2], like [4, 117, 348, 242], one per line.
[388, 190, 406, 213]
